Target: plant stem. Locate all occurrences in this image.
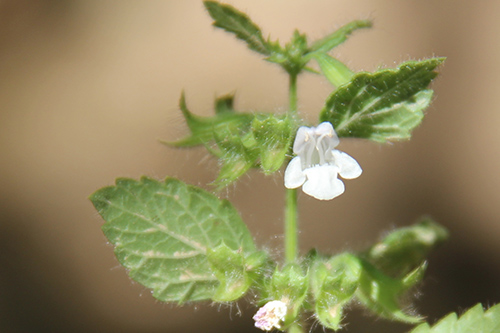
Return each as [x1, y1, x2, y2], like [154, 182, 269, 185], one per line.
[289, 73, 298, 114]
[285, 188, 298, 263]
[285, 72, 303, 333]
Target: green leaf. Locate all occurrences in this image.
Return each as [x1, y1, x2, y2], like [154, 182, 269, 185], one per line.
[204, 1, 270, 55]
[207, 243, 269, 302]
[313, 53, 354, 87]
[364, 218, 448, 277]
[308, 20, 372, 55]
[167, 93, 296, 188]
[252, 114, 294, 173]
[320, 58, 445, 142]
[410, 303, 500, 333]
[89, 177, 256, 303]
[165, 93, 254, 148]
[214, 92, 236, 114]
[311, 253, 362, 330]
[355, 259, 425, 323]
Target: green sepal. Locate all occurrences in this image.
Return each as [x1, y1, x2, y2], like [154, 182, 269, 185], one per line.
[355, 259, 426, 323]
[320, 58, 445, 142]
[166, 93, 254, 148]
[313, 53, 354, 87]
[203, 1, 270, 55]
[307, 19, 372, 55]
[89, 177, 256, 304]
[263, 263, 309, 328]
[168, 93, 297, 188]
[252, 114, 294, 173]
[311, 253, 362, 330]
[207, 243, 269, 302]
[364, 218, 448, 277]
[212, 128, 259, 189]
[410, 303, 500, 333]
[266, 30, 310, 75]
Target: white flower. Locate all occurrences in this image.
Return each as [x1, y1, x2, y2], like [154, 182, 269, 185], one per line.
[253, 300, 287, 331]
[284, 122, 362, 200]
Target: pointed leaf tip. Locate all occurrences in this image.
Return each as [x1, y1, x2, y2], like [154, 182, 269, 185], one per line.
[320, 58, 445, 142]
[203, 1, 270, 55]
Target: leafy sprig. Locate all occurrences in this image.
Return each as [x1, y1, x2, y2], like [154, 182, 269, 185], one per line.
[89, 2, 455, 332]
[204, 0, 371, 76]
[164, 93, 294, 188]
[90, 177, 447, 329]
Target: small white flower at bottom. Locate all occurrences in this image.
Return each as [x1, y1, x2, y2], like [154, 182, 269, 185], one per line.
[253, 300, 287, 331]
[284, 122, 362, 200]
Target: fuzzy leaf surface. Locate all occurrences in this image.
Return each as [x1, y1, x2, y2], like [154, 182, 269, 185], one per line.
[311, 253, 362, 330]
[320, 58, 445, 142]
[356, 259, 426, 324]
[204, 1, 269, 55]
[208, 243, 268, 302]
[364, 218, 448, 277]
[410, 303, 500, 333]
[168, 94, 296, 188]
[90, 177, 256, 303]
[313, 53, 354, 87]
[252, 114, 294, 173]
[264, 263, 309, 328]
[166, 93, 253, 148]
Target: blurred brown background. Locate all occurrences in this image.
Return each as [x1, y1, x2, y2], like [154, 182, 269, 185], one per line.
[1, 1, 499, 332]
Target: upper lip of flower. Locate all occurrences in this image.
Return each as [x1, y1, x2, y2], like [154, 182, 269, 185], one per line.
[284, 122, 362, 200]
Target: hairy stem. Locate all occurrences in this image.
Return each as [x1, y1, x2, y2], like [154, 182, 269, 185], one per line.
[285, 71, 304, 333]
[285, 188, 298, 263]
[289, 73, 298, 114]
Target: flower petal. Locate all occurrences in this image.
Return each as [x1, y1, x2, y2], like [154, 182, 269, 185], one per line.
[302, 165, 345, 200]
[315, 121, 339, 148]
[253, 300, 287, 331]
[332, 150, 362, 179]
[284, 156, 306, 189]
[293, 126, 315, 154]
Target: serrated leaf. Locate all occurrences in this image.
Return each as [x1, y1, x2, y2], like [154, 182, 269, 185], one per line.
[313, 53, 354, 87]
[308, 20, 372, 55]
[410, 303, 500, 333]
[355, 259, 425, 323]
[252, 114, 294, 173]
[165, 93, 254, 148]
[364, 218, 448, 277]
[90, 177, 256, 303]
[320, 58, 445, 142]
[312, 253, 362, 330]
[204, 1, 269, 55]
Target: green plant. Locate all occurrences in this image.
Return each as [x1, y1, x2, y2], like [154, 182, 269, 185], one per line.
[89, 2, 498, 332]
